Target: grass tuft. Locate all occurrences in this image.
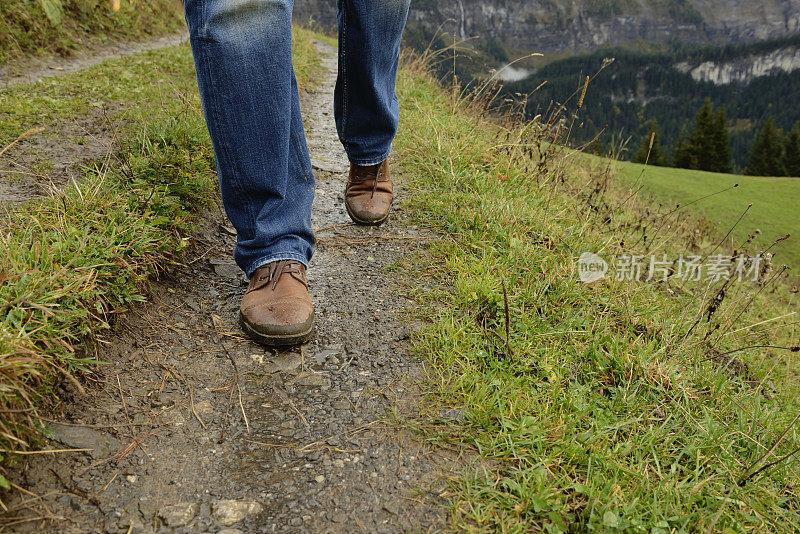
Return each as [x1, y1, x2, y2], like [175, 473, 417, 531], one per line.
[0, 111, 217, 451]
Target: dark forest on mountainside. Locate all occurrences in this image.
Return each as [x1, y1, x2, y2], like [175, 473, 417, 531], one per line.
[403, 27, 800, 174]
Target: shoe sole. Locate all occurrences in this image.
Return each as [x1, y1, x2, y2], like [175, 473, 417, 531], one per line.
[238, 312, 315, 347]
[345, 201, 391, 226]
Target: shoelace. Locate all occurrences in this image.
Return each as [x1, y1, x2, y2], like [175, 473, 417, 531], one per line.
[257, 260, 306, 290]
[350, 167, 385, 199]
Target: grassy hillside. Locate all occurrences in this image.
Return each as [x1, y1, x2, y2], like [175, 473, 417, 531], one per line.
[395, 57, 800, 531]
[614, 160, 800, 272]
[0, 0, 185, 64]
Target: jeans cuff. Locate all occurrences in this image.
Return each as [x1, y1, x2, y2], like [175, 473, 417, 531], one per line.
[246, 252, 310, 279]
[347, 148, 392, 167]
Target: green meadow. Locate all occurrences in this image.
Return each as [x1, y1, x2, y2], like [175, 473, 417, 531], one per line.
[613, 160, 800, 271]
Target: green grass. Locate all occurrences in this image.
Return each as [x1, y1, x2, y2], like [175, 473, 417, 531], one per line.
[0, 43, 198, 146]
[613, 160, 800, 272]
[0, 26, 319, 467]
[0, 0, 185, 64]
[394, 62, 800, 532]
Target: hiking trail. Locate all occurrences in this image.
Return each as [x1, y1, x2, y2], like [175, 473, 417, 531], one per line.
[1, 38, 449, 534]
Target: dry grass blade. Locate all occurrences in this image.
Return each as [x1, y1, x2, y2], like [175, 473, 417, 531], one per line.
[210, 313, 250, 436]
[501, 280, 513, 358]
[0, 127, 45, 159]
[2, 448, 92, 455]
[739, 411, 800, 486]
[189, 386, 207, 430]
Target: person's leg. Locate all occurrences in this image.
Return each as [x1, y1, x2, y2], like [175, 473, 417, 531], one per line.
[183, 0, 316, 345]
[335, 0, 410, 165]
[184, 0, 315, 277]
[336, 0, 410, 226]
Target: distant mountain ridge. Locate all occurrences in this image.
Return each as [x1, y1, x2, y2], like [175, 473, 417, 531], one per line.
[294, 0, 800, 52]
[292, 0, 800, 171]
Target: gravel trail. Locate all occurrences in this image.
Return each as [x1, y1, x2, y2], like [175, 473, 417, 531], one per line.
[1, 39, 448, 533]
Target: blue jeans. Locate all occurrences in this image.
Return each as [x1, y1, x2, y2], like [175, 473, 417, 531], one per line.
[183, 0, 410, 277]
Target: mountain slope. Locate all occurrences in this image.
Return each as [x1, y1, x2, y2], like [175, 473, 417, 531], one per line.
[500, 35, 800, 169]
[294, 0, 800, 53]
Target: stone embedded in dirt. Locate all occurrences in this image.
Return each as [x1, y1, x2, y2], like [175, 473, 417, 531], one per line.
[165, 405, 189, 425]
[217, 530, 244, 534]
[151, 391, 180, 408]
[218, 223, 237, 236]
[102, 402, 123, 415]
[211, 500, 263, 526]
[47, 423, 120, 459]
[310, 157, 347, 174]
[263, 352, 303, 374]
[293, 372, 332, 388]
[158, 502, 199, 527]
[209, 258, 240, 279]
[194, 400, 213, 415]
[139, 495, 158, 518]
[311, 347, 342, 366]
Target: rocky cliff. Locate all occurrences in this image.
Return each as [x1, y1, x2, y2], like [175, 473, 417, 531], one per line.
[674, 46, 800, 84]
[294, 0, 800, 53]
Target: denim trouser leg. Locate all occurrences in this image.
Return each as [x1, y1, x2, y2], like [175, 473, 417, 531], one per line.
[335, 0, 411, 166]
[184, 0, 315, 277]
[183, 0, 409, 277]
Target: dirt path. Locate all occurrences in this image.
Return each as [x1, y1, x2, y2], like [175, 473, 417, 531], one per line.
[1, 40, 448, 533]
[0, 33, 188, 89]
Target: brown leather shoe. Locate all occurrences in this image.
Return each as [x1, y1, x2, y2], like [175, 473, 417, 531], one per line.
[345, 159, 393, 225]
[239, 260, 315, 346]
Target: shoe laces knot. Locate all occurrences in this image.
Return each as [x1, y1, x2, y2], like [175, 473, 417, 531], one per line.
[350, 165, 386, 199]
[256, 260, 306, 290]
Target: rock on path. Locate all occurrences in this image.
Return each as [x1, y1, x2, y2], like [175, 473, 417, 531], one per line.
[0, 40, 447, 533]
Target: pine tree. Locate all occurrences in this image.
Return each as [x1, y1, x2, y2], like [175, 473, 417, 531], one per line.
[633, 119, 665, 166]
[745, 118, 784, 176]
[710, 107, 732, 173]
[783, 126, 800, 177]
[691, 100, 716, 171]
[673, 131, 694, 169]
[672, 99, 732, 173]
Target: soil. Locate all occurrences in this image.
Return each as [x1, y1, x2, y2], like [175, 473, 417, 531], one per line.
[0, 106, 122, 209]
[0, 39, 453, 533]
